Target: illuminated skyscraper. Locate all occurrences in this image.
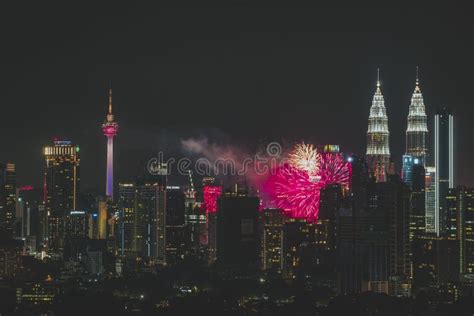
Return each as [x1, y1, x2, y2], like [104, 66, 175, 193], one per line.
[461, 188, 474, 275]
[406, 68, 428, 160]
[425, 166, 437, 233]
[118, 176, 167, 263]
[434, 108, 454, 235]
[102, 88, 119, 201]
[0, 163, 16, 235]
[117, 182, 134, 256]
[366, 69, 390, 182]
[261, 208, 284, 271]
[445, 187, 474, 275]
[43, 140, 80, 251]
[135, 180, 166, 263]
[282, 218, 317, 281]
[401, 155, 415, 187]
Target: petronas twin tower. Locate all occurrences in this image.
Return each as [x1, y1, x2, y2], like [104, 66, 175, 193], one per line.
[366, 68, 428, 182]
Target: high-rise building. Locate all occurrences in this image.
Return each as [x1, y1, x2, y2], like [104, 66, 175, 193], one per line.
[366, 70, 390, 182]
[317, 184, 342, 267]
[434, 108, 454, 235]
[37, 204, 48, 248]
[165, 186, 188, 265]
[102, 88, 119, 201]
[425, 166, 437, 233]
[261, 208, 284, 272]
[401, 155, 415, 188]
[282, 218, 317, 281]
[202, 178, 222, 247]
[401, 155, 423, 190]
[207, 212, 218, 265]
[446, 188, 460, 241]
[377, 176, 412, 296]
[445, 187, 474, 276]
[117, 182, 134, 256]
[0, 232, 22, 280]
[63, 210, 88, 261]
[389, 178, 412, 281]
[137, 181, 166, 262]
[0, 163, 16, 235]
[336, 206, 389, 295]
[65, 210, 88, 238]
[412, 233, 459, 291]
[462, 188, 474, 275]
[43, 140, 80, 251]
[16, 186, 41, 240]
[97, 200, 108, 240]
[410, 163, 426, 243]
[348, 155, 369, 214]
[118, 176, 167, 263]
[406, 69, 428, 160]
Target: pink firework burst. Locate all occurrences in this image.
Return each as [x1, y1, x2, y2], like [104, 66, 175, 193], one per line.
[264, 164, 322, 220]
[318, 152, 351, 190]
[264, 150, 351, 221]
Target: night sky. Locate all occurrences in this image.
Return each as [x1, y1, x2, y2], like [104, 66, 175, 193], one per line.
[0, 2, 472, 191]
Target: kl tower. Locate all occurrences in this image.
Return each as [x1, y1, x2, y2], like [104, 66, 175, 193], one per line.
[102, 88, 119, 201]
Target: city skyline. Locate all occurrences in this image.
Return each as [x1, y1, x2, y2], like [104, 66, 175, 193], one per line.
[0, 2, 472, 191]
[1, 3, 473, 314]
[0, 68, 470, 191]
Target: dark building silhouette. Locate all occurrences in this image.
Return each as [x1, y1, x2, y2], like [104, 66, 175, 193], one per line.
[216, 194, 259, 272]
[165, 186, 188, 265]
[446, 187, 474, 276]
[337, 175, 411, 296]
[337, 205, 389, 294]
[413, 234, 459, 292]
[349, 155, 369, 215]
[410, 163, 426, 243]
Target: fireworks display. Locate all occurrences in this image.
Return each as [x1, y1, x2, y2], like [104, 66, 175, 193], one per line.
[264, 165, 321, 219]
[288, 142, 320, 178]
[264, 143, 351, 221]
[203, 185, 222, 214]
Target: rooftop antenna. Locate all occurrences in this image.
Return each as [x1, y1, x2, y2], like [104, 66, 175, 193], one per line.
[376, 68, 381, 88]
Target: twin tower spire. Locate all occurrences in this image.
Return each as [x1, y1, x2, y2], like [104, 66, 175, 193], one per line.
[366, 68, 428, 182]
